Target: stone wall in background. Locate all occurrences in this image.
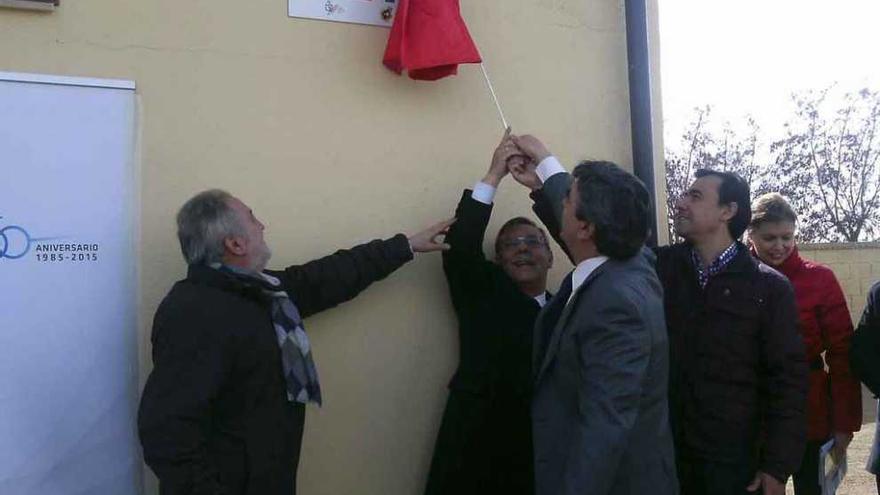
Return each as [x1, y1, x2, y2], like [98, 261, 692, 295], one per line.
[799, 242, 880, 423]
[799, 243, 880, 324]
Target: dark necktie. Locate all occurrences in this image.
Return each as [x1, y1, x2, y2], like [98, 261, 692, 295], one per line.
[534, 272, 573, 369]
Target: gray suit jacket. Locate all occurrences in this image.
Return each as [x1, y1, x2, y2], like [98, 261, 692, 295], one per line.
[530, 172, 678, 495]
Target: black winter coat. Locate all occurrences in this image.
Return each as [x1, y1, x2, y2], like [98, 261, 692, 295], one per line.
[654, 242, 808, 481]
[138, 235, 413, 495]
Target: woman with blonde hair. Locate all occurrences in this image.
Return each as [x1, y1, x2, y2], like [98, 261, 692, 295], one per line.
[748, 192, 862, 495]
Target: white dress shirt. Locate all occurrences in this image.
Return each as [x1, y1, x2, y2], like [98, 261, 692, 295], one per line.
[536, 156, 567, 184]
[471, 181, 497, 205]
[568, 256, 609, 304]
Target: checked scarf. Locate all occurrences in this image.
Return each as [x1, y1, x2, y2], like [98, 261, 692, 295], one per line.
[216, 264, 322, 405]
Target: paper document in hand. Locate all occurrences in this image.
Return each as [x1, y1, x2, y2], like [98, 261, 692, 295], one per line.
[819, 438, 847, 495]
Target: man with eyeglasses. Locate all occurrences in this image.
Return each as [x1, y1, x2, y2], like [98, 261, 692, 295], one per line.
[423, 132, 553, 495]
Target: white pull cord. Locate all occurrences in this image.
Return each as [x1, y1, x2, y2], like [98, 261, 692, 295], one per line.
[479, 62, 509, 131]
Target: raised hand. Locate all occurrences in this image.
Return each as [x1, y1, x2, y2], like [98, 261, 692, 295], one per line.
[512, 134, 552, 163]
[486, 128, 525, 187]
[508, 157, 541, 191]
[408, 218, 456, 253]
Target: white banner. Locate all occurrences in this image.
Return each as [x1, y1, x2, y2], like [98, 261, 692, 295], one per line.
[0, 73, 140, 495]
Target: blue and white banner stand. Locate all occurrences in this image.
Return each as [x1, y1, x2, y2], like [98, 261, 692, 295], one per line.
[0, 72, 140, 494]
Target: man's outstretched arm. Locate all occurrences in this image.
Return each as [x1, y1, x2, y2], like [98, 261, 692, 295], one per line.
[272, 219, 453, 318]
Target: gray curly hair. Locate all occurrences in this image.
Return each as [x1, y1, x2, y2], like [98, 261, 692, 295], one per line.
[176, 189, 244, 265]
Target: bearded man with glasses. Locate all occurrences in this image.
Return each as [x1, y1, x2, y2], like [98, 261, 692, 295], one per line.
[424, 132, 553, 495]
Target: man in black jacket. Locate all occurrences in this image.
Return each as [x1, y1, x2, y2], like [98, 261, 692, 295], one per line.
[854, 281, 880, 491]
[424, 133, 553, 495]
[509, 134, 807, 495]
[137, 190, 452, 495]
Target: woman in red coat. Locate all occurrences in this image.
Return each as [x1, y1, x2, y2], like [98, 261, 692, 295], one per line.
[748, 193, 862, 495]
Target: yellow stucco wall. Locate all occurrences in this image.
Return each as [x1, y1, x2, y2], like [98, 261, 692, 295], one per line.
[798, 243, 880, 325]
[1, 1, 658, 493]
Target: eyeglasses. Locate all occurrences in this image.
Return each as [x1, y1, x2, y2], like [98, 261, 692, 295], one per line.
[499, 235, 546, 250]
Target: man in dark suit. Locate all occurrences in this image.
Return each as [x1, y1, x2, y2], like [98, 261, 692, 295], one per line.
[424, 133, 553, 495]
[137, 189, 452, 495]
[502, 141, 678, 495]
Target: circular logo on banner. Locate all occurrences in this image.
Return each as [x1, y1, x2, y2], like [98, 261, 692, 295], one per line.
[0, 225, 32, 259]
[0, 216, 101, 263]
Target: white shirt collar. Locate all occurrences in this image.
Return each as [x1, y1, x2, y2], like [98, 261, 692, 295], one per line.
[568, 256, 610, 303]
[534, 292, 548, 307]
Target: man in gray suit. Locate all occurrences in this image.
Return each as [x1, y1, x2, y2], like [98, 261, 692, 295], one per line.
[503, 136, 678, 495]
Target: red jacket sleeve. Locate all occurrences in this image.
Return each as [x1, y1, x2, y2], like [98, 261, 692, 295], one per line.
[818, 269, 862, 433]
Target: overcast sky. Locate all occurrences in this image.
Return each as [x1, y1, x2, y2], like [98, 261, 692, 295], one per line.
[659, 0, 880, 149]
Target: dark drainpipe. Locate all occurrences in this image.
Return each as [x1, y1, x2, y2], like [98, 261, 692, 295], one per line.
[624, 0, 659, 247]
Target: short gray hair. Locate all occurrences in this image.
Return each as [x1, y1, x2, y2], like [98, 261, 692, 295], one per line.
[176, 189, 244, 265]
